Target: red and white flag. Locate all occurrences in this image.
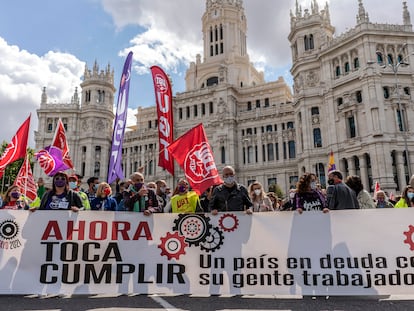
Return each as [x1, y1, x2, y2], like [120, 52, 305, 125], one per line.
[51, 119, 74, 169]
[374, 181, 381, 194]
[151, 66, 174, 175]
[14, 156, 37, 201]
[0, 115, 30, 179]
[168, 123, 222, 195]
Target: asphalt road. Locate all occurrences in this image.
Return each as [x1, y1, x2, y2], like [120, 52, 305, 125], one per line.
[1, 294, 414, 311]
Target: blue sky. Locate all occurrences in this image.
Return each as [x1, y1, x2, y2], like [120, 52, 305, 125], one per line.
[0, 0, 407, 147]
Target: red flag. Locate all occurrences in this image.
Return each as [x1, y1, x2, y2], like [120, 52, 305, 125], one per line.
[14, 156, 37, 201]
[374, 181, 381, 193]
[151, 66, 174, 175]
[168, 123, 222, 195]
[0, 115, 30, 179]
[51, 119, 74, 169]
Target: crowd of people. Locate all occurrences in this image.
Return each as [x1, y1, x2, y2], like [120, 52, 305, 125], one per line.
[1, 166, 414, 213]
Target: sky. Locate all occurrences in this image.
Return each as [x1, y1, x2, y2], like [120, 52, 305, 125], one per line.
[0, 0, 409, 148]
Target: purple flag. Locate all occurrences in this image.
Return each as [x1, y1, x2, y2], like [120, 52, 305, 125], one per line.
[35, 146, 69, 176]
[107, 51, 133, 184]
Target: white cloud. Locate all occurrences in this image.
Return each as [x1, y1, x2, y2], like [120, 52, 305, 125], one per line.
[0, 37, 84, 147]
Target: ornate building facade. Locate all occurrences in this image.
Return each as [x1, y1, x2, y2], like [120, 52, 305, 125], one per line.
[36, 0, 414, 196]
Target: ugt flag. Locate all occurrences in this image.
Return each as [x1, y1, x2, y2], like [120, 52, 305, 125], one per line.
[52, 119, 74, 169]
[14, 156, 37, 201]
[327, 150, 336, 173]
[168, 123, 222, 195]
[108, 51, 133, 184]
[35, 146, 69, 177]
[0, 115, 30, 179]
[151, 65, 174, 176]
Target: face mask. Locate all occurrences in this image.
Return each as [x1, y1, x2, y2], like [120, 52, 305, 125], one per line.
[377, 197, 385, 203]
[10, 191, 20, 199]
[134, 183, 143, 191]
[224, 176, 235, 185]
[407, 193, 414, 200]
[178, 185, 187, 193]
[254, 189, 261, 196]
[94, 184, 99, 191]
[310, 182, 317, 190]
[160, 186, 166, 193]
[54, 179, 66, 188]
[69, 181, 77, 190]
[328, 179, 335, 185]
[103, 188, 111, 196]
[289, 192, 295, 199]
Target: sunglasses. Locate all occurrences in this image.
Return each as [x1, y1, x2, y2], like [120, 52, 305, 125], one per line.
[55, 177, 66, 181]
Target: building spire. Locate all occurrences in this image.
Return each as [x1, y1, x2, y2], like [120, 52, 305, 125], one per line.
[403, 1, 412, 26]
[356, 0, 369, 24]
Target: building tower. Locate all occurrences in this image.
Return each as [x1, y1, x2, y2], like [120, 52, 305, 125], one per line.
[78, 61, 115, 181]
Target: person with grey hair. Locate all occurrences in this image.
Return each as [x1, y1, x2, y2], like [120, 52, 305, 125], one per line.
[208, 165, 253, 214]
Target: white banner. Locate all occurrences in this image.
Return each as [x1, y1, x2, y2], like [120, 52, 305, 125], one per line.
[1, 209, 414, 295]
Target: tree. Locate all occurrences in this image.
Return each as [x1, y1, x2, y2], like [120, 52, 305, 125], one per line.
[0, 141, 35, 194]
[268, 183, 284, 200]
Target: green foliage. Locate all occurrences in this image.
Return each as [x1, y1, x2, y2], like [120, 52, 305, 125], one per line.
[268, 183, 284, 199]
[0, 141, 35, 193]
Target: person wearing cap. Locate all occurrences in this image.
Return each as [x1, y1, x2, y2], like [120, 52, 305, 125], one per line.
[35, 172, 83, 211]
[68, 174, 90, 210]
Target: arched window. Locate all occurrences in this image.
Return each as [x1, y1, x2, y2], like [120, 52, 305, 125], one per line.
[335, 66, 341, 77]
[309, 34, 314, 49]
[354, 57, 360, 69]
[288, 141, 296, 159]
[383, 87, 390, 99]
[344, 62, 350, 73]
[221, 146, 225, 164]
[304, 35, 309, 51]
[387, 54, 394, 65]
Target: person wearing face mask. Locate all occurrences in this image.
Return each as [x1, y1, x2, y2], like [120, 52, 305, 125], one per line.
[164, 179, 203, 213]
[208, 166, 253, 215]
[85, 176, 100, 203]
[68, 175, 90, 210]
[155, 179, 169, 210]
[35, 172, 83, 211]
[123, 172, 161, 215]
[1, 185, 29, 210]
[375, 190, 394, 208]
[345, 175, 376, 209]
[90, 182, 118, 211]
[248, 181, 273, 212]
[294, 173, 327, 214]
[394, 185, 414, 208]
[326, 170, 359, 210]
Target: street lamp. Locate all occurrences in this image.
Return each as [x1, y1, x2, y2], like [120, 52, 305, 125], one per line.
[375, 44, 413, 179]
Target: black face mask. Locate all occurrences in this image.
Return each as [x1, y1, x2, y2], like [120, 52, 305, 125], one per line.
[328, 179, 335, 185]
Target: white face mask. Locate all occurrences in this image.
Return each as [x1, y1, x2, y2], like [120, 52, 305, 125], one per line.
[254, 189, 261, 196]
[224, 176, 235, 185]
[310, 182, 317, 190]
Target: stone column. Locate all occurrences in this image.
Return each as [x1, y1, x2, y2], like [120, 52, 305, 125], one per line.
[359, 155, 370, 192]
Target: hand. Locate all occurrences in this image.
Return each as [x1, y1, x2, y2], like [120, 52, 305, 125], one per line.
[71, 206, 80, 212]
[138, 186, 148, 197]
[323, 208, 330, 213]
[245, 208, 253, 215]
[211, 209, 218, 216]
[143, 209, 152, 216]
[297, 208, 303, 214]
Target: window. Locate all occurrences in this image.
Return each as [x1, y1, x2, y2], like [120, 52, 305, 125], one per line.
[387, 54, 394, 65]
[356, 90, 362, 103]
[354, 57, 360, 69]
[311, 107, 319, 115]
[337, 97, 343, 106]
[397, 109, 406, 132]
[344, 62, 350, 73]
[313, 128, 322, 147]
[194, 105, 198, 117]
[348, 116, 356, 138]
[247, 146, 253, 164]
[94, 161, 100, 177]
[288, 141, 296, 159]
[246, 128, 252, 135]
[335, 66, 341, 77]
[256, 100, 260, 108]
[186, 106, 190, 118]
[202, 103, 206, 115]
[47, 122, 53, 132]
[264, 98, 269, 107]
[221, 146, 225, 164]
[179, 108, 183, 119]
[287, 122, 294, 129]
[207, 77, 218, 86]
[404, 87, 411, 95]
[377, 53, 384, 64]
[209, 102, 214, 114]
[383, 87, 390, 99]
[267, 143, 274, 161]
[266, 125, 273, 132]
[148, 120, 152, 129]
[247, 101, 252, 111]
[275, 143, 279, 160]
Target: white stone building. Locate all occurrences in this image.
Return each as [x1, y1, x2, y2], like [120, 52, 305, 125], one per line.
[36, 0, 414, 196]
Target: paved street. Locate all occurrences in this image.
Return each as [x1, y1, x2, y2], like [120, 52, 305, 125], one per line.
[1, 294, 414, 311]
